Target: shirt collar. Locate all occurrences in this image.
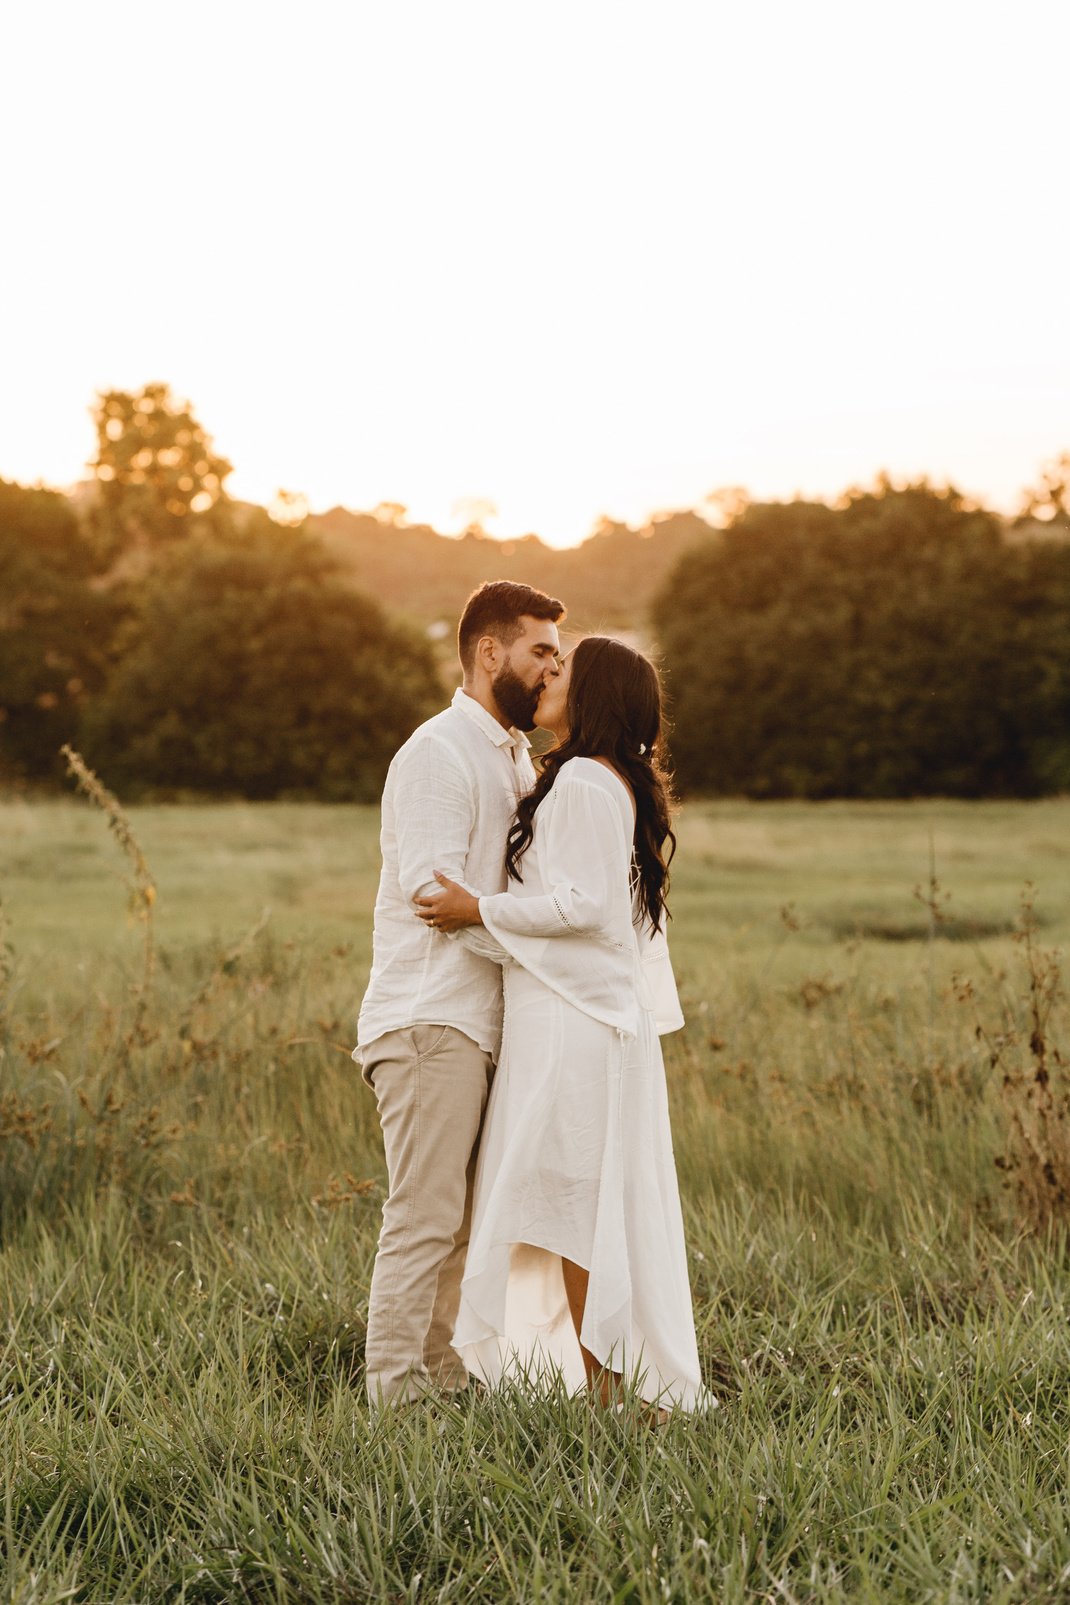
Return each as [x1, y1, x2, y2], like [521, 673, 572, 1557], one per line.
[452, 687, 532, 754]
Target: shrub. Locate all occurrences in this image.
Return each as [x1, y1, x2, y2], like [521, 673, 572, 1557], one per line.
[81, 516, 443, 799]
[653, 482, 1070, 797]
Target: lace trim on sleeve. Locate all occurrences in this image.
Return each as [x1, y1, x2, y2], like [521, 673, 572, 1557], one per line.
[552, 894, 578, 933]
[628, 852, 641, 897]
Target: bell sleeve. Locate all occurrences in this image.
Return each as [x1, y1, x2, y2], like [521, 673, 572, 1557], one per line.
[477, 774, 623, 942]
[453, 772, 641, 1035]
[638, 922, 685, 1034]
[471, 773, 638, 1034]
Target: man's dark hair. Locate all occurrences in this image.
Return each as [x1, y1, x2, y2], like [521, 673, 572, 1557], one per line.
[457, 580, 565, 672]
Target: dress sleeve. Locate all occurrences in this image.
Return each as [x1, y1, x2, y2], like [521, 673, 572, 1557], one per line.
[639, 921, 685, 1034]
[477, 775, 624, 940]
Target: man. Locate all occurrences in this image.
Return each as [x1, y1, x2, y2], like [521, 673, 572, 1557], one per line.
[355, 579, 565, 1406]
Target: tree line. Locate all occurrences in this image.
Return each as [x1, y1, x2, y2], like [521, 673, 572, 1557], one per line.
[0, 387, 443, 799]
[1, 383, 1068, 799]
[654, 481, 1070, 798]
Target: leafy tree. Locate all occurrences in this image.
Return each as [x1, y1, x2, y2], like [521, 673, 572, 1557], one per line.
[81, 516, 443, 799]
[1019, 450, 1070, 529]
[1004, 537, 1070, 791]
[89, 383, 233, 556]
[653, 482, 1070, 798]
[0, 479, 125, 782]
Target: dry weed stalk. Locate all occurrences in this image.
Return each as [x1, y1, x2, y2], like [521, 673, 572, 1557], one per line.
[60, 745, 157, 1041]
[0, 1092, 53, 1149]
[0, 892, 14, 1014]
[914, 835, 951, 1045]
[988, 886, 1070, 1234]
[311, 1173, 377, 1208]
[176, 905, 272, 1049]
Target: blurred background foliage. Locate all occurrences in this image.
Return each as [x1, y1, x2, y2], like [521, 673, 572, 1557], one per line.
[79, 515, 442, 801]
[653, 484, 1070, 798]
[1, 383, 1068, 799]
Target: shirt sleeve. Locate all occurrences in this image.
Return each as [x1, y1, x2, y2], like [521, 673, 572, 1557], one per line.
[452, 926, 514, 964]
[477, 775, 624, 940]
[392, 737, 476, 905]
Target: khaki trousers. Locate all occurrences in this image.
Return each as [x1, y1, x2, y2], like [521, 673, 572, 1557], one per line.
[363, 1024, 494, 1406]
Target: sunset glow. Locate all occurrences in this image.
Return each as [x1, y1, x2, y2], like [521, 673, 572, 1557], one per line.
[3, 0, 1068, 545]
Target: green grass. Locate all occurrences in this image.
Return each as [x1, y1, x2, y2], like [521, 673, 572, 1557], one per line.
[1, 796, 1069, 1602]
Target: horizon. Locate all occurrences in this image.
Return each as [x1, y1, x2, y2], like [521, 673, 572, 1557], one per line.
[3, 1, 1068, 549]
[29, 456, 1065, 553]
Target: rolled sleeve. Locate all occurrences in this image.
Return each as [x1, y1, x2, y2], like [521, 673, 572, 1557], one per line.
[453, 926, 514, 964]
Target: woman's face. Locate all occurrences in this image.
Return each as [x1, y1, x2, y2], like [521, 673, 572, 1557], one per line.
[533, 649, 572, 739]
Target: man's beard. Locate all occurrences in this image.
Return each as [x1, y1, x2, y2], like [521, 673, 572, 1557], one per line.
[492, 664, 541, 730]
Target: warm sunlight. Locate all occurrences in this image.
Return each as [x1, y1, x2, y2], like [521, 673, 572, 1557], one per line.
[5, 13, 1070, 1593]
[2, 0, 1068, 545]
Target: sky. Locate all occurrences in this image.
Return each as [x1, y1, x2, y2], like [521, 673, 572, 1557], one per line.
[2, 0, 1068, 547]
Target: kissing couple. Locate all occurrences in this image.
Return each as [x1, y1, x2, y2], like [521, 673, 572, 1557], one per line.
[353, 580, 708, 1416]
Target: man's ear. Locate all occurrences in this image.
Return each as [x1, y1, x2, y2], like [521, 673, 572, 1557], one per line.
[476, 634, 500, 672]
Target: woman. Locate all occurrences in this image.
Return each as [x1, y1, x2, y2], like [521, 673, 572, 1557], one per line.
[415, 637, 707, 1414]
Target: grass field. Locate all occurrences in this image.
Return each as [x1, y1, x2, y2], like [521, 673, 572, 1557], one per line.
[1, 794, 1069, 1602]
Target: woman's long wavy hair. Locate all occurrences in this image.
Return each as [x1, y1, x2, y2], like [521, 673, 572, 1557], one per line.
[505, 636, 676, 931]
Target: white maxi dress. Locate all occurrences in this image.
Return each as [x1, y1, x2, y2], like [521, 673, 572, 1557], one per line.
[451, 756, 707, 1411]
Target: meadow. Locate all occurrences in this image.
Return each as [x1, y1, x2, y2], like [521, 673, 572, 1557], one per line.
[1, 791, 1069, 1603]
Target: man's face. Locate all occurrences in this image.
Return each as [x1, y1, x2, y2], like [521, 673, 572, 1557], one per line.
[492, 615, 561, 729]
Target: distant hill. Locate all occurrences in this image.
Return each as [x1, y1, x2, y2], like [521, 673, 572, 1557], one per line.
[307, 508, 719, 636]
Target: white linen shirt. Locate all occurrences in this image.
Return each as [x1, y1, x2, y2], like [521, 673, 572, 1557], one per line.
[355, 688, 535, 1063]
